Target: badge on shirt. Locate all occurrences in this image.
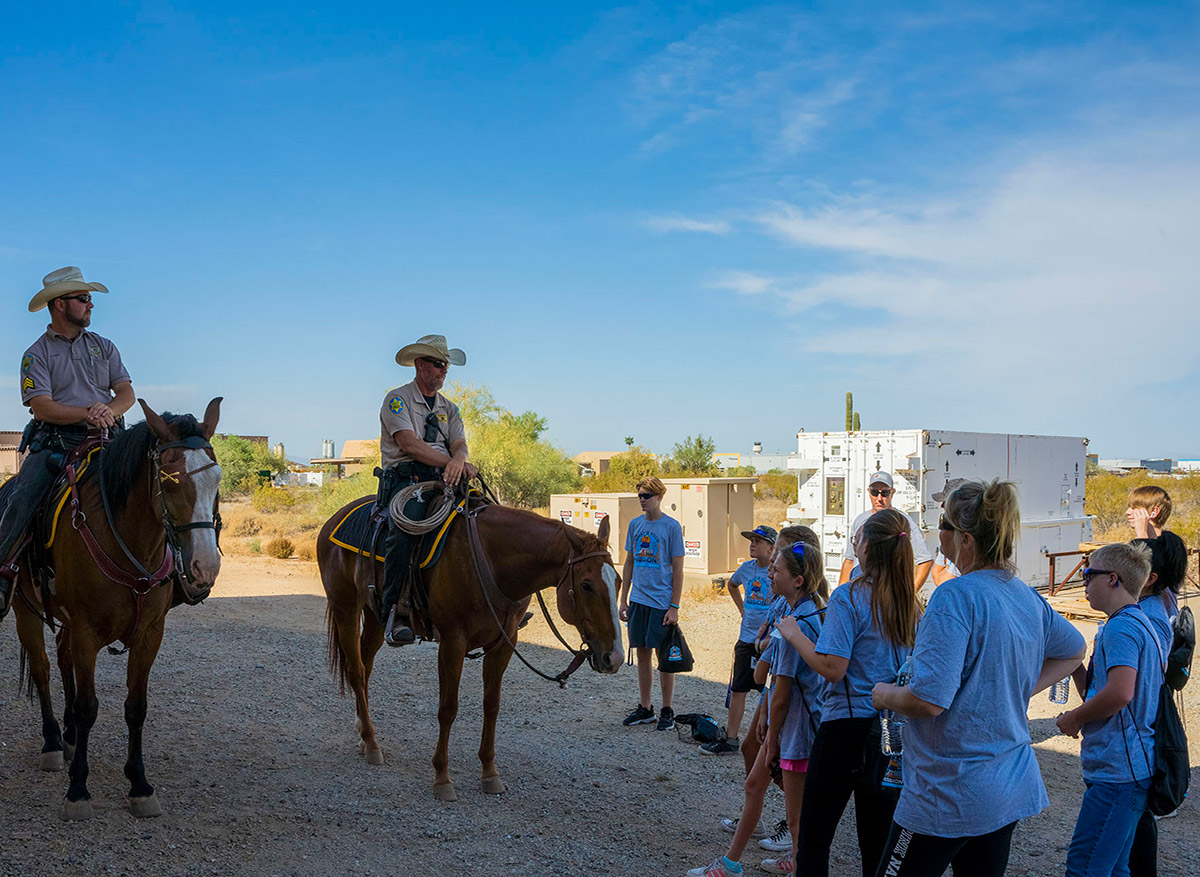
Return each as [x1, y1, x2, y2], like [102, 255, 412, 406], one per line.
[89, 345, 101, 357]
[388, 396, 404, 414]
[437, 413, 447, 422]
[21, 354, 33, 374]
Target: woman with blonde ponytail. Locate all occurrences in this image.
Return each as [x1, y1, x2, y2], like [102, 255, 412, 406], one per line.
[870, 479, 1086, 876]
[774, 508, 921, 877]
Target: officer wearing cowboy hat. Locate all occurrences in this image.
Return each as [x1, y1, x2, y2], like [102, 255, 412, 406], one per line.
[377, 334, 475, 646]
[0, 267, 135, 620]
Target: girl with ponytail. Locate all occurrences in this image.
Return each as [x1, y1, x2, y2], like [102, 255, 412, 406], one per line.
[870, 479, 1086, 876]
[774, 508, 921, 877]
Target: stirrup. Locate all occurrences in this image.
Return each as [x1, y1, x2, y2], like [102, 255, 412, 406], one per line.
[383, 605, 415, 647]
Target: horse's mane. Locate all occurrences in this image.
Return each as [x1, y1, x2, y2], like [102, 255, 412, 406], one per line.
[88, 413, 206, 516]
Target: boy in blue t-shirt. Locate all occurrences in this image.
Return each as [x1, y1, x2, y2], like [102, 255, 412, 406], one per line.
[619, 476, 686, 731]
[1056, 542, 1163, 877]
[700, 525, 776, 756]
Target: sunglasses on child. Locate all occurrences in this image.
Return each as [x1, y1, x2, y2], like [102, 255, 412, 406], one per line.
[1081, 568, 1116, 584]
[637, 492, 657, 501]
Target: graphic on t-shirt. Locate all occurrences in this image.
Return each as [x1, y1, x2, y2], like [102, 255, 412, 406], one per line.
[746, 577, 770, 606]
[634, 532, 661, 567]
[388, 396, 404, 414]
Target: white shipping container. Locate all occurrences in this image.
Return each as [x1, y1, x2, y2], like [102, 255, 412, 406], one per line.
[786, 430, 1091, 589]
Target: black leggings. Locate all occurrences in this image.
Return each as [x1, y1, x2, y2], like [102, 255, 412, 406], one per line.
[872, 820, 1017, 877]
[796, 717, 900, 877]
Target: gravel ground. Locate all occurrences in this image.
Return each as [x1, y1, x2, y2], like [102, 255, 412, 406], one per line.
[1, 557, 1197, 876]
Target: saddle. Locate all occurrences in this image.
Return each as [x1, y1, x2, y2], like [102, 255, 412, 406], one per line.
[326, 485, 492, 639]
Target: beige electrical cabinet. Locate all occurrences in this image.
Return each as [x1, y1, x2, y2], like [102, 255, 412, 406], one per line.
[549, 493, 642, 564]
[659, 477, 757, 574]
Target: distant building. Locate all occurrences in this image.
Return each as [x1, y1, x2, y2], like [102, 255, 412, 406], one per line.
[1097, 458, 1175, 474]
[1, 429, 21, 480]
[309, 439, 379, 479]
[1177, 460, 1200, 473]
[714, 444, 789, 474]
[573, 450, 627, 477]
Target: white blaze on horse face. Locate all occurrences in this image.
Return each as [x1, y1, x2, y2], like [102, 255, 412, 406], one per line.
[601, 563, 624, 669]
[183, 448, 222, 585]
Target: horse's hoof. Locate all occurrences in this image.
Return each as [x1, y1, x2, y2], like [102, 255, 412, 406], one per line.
[365, 748, 384, 766]
[432, 782, 458, 802]
[40, 750, 66, 772]
[60, 798, 94, 821]
[481, 776, 507, 795]
[129, 793, 163, 818]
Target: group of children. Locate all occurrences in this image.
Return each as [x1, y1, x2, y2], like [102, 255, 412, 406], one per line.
[616, 475, 1187, 877]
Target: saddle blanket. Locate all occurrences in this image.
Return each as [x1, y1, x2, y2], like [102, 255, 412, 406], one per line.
[327, 496, 466, 569]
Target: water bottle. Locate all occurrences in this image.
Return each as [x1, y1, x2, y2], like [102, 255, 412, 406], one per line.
[1049, 677, 1070, 704]
[880, 656, 913, 789]
[880, 657, 914, 755]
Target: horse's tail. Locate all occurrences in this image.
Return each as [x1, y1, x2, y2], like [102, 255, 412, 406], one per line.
[17, 644, 36, 703]
[325, 602, 349, 696]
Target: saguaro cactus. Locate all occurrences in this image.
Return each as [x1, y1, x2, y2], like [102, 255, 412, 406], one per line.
[845, 392, 854, 432]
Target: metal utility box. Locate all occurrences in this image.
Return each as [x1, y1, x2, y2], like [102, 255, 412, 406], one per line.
[549, 493, 643, 564]
[786, 430, 1090, 589]
[659, 477, 758, 575]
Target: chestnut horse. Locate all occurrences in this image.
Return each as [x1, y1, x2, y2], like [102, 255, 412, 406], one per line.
[10, 398, 223, 820]
[319, 498, 623, 801]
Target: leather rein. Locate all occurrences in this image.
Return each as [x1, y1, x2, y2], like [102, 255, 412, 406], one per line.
[67, 433, 221, 648]
[466, 506, 612, 688]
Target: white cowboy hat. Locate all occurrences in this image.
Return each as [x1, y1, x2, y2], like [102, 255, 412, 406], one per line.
[28, 266, 109, 313]
[395, 334, 467, 367]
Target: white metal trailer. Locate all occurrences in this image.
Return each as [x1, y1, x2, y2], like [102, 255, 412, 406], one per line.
[785, 430, 1091, 589]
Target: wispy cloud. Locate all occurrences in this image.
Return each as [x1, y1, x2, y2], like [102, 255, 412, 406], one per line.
[645, 215, 731, 235]
[727, 127, 1200, 418]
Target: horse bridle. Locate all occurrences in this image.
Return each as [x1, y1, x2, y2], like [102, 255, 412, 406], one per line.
[151, 435, 223, 594]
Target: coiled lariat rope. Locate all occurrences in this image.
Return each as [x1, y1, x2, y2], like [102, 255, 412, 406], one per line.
[389, 480, 456, 534]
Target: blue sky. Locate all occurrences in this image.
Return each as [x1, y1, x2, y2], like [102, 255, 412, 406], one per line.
[2, 2, 1198, 461]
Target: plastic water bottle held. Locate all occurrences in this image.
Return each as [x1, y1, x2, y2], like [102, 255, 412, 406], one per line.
[1049, 677, 1070, 704]
[880, 656, 914, 789]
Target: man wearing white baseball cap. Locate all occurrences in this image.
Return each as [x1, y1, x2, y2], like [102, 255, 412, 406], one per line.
[0, 267, 134, 620]
[837, 471, 933, 592]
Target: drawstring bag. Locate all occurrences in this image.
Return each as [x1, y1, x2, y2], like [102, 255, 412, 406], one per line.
[657, 625, 695, 673]
[1166, 605, 1194, 691]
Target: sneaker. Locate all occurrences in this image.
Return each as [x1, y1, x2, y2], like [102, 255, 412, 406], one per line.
[623, 704, 656, 726]
[687, 857, 743, 876]
[759, 851, 793, 874]
[657, 706, 676, 731]
[720, 817, 768, 838]
[699, 736, 740, 756]
[758, 820, 791, 852]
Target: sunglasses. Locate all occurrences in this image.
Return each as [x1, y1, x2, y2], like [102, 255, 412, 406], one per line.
[869, 488, 893, 497]
[1081, 568, 1116, 584]
[59, 293, 92, 305]
[637, 492, 657, 501]
[790, 542, 806, 558]
[938, 515, 955, 532]
[418, 356, 448, 369]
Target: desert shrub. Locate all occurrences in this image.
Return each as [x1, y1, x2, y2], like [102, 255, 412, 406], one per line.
[583, 447, 662, 494]
[247, 538, 261, 554]
[211, 434, 289, 495]
[317, 470, 378, 516]
[252, 485, 298, 513]
[758, 474, 798, 506]
[223, 506, 261, 536]
[265, 537, 294, 559]
[296, 541, 316, 562]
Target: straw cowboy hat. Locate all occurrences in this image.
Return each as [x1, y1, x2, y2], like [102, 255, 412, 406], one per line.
[28, 266, 109, 313]
[395, 334, 467, 367]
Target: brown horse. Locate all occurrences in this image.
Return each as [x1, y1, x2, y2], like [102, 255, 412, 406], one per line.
[10, 398, 223, 820]
[319, 497, 623, 801]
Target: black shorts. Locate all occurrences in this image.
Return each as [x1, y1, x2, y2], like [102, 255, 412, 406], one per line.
[731, 640, 765, 693]
[627, 601, 670, 649]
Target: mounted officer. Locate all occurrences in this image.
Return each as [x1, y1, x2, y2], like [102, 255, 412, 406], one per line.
[0, 267, 135, 621]
[377, 334, 475, 646]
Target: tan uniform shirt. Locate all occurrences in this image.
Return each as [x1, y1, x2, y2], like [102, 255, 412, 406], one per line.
[21, 328, 131, 412]
[379, 381, 466, 468]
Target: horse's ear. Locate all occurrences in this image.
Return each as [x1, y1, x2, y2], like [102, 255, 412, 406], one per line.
[562, 524, 586, 552]
[138, 399, 172, 441]
[597, 516, 611, 547]
[201, 397, 223, 440]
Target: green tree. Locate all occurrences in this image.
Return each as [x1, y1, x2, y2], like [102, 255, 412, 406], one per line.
[624, 435, 634, 448]
[670, 434, 718, 474]
[211, 434, 289, 495]
[445, 382, 580, 507]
